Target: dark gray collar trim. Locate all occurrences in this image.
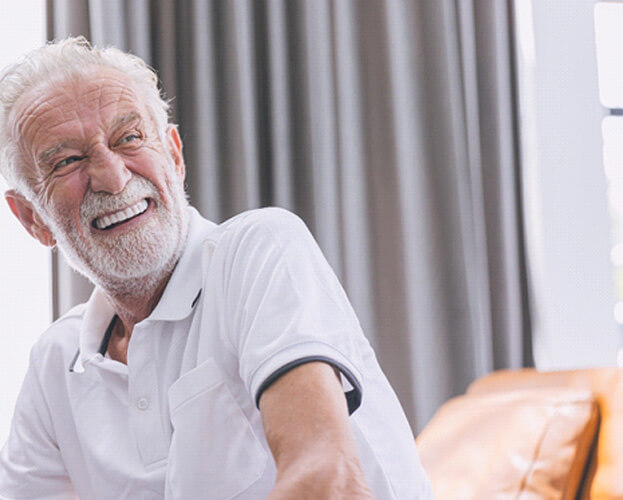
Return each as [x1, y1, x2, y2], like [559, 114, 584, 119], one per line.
[98, 315, 118, 356]
[68, 314, 118, 372]
[68, 348, 81, 373]
[191, 289, 202, 308]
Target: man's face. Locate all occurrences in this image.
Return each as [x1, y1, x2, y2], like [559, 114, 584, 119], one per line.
[9, 69, 189, 287]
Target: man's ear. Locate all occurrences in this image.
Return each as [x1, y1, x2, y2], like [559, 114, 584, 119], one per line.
[5, 190, 56, 247]
[166, 125, 185, 180]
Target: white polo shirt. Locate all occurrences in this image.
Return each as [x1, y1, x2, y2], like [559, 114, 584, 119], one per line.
[0, 206, 433, 500]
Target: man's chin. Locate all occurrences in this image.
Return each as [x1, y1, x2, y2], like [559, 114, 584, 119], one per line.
[57, 234, 182, 288]
[55, 201, 190, 292]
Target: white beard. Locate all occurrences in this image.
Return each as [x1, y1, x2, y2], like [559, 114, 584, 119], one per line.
[40, 174, 189, 294]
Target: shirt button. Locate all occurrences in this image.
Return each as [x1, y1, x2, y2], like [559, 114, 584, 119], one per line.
[136, 397, 150, 410]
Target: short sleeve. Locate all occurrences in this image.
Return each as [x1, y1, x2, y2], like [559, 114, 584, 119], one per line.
[0, 350, 76, 500]
[219, 208, 365, 414]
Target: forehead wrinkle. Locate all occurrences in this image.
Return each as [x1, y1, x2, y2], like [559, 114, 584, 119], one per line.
[95, 81, 134, 112]
[12, 70, 136, 137]
[12, 96, 56, 139]
[37, 89, 135, 140]
[13, 88, 77, 145]
[14, 73, 148, 165]
[87, 84, 141, 125]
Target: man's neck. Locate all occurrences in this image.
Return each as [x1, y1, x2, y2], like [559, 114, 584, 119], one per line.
[99, 264, 176, 345]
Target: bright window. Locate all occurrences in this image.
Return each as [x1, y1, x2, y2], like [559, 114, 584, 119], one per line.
[514, 0, 619, 369]
[0, 1, 48, 444]
[596, 2, 623, 363]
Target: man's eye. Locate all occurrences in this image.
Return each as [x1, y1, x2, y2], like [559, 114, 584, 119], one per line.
[55, 156, 84, 169]
[118, 133, 141, 145]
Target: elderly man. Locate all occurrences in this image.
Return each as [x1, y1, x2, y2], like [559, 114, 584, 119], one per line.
[0, 38, 432, 499]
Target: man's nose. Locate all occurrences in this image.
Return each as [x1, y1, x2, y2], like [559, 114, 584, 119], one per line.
[86, 146, 132, 193]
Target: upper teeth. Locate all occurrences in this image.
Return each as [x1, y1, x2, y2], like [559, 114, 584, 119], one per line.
[95, 199, 148, 230]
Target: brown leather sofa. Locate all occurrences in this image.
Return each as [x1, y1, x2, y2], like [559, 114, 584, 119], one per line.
[415, 367, 623, 499]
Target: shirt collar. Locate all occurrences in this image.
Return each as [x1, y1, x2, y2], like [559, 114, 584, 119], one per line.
[148, 206, 216, 321]
[73, 207, 216, 372]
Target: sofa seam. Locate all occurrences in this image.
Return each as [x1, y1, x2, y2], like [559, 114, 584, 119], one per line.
[516, 407, 557, 498]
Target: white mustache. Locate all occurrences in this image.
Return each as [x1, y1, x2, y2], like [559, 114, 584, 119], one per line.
[80, 176, 158, 222]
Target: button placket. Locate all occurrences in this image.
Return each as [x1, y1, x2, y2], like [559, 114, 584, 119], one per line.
[127, 324, 168, 466]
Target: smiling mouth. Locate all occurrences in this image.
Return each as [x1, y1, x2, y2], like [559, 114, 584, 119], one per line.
[93, 199, 149, 230]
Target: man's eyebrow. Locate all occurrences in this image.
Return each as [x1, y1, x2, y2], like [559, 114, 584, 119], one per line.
[38, 143, 66, 166]
[112, 111, 141, 128]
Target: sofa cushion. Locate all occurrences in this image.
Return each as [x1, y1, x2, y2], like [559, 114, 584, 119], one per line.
[467, 368, 623, 499]
[416, 387, 599, 500]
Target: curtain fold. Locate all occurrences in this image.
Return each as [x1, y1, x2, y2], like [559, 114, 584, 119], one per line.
[47, 0, 532, 432]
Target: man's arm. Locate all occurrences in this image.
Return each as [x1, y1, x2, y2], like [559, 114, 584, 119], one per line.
[259, 362, 374, 499]
[0, 353, 76, 499]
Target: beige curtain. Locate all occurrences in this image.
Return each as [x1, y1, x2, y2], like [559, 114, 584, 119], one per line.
[47, 0, 532, 432]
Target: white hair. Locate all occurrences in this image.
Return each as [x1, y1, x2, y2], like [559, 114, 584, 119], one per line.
[0, 36, 170, 200]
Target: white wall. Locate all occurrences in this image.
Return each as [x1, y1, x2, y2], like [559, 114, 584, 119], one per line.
[517, 0, 620, 369]
[0, 1, 48, 444]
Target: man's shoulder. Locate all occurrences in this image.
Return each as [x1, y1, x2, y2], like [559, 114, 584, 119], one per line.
[207, 206, 310, 249]
[29, 302, 85, 365]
